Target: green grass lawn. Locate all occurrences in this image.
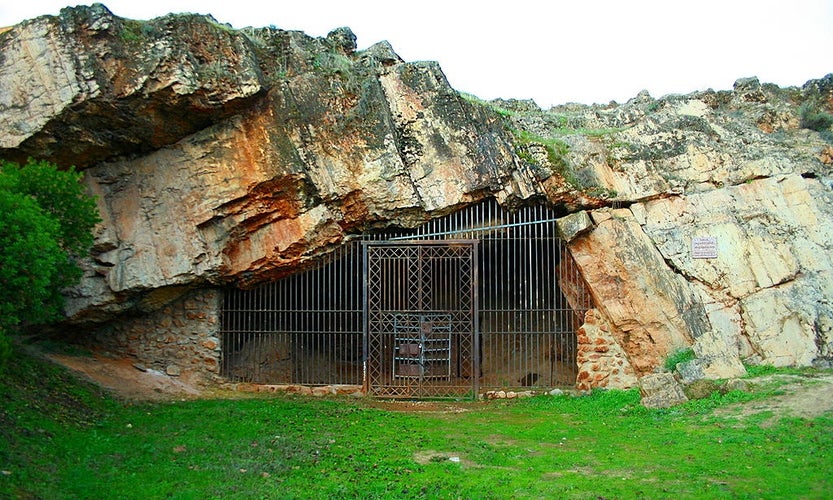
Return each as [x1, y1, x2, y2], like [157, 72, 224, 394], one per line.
[2, 347, 831, 499]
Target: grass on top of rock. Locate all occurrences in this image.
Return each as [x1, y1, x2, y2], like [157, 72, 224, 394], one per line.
[2, 343, 831, 499]
[664, 347, 696, 372]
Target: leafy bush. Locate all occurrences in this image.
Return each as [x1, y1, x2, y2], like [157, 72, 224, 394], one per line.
[799, 103, 833, 132]
[664, 347, 695, 372]
[0, 327, 10, 372]
[0, 188, 64, 357]
[0, 160, 100, 336]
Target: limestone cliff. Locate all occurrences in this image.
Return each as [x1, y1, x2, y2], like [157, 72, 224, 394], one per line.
[1, 5, 533, 318]
[1, 4, 831, 382]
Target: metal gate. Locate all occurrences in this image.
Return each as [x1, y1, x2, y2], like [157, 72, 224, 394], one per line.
[220, 198, 592, 398]
[364, 241, 478, 398]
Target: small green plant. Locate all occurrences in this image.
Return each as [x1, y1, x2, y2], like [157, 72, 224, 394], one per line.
[742, 363, 816, 378]
[118, 19, 154, 44]
[312, 51, 353, 76]
[512, 129, 569, 166]
[587, 186, 618, 199]
[0, 327, 11, 372]
[553, 125, 628, 137]
[799, 102, 833, 132]
[743, 363, 779, 377]
[664, 347, 695, 372]
[646, 100, 662, 113]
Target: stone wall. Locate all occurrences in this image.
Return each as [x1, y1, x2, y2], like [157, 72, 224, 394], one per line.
[87, 288, 222, 384]
[576, 309, 638, 391]
[634, 174, 833, 369]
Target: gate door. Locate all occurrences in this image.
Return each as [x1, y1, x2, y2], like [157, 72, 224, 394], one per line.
[364, 240, 478, 398]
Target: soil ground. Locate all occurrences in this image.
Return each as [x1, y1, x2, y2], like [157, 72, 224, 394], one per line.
[713, 372, 833, 423]
[45, 352, 204, 401]
[42, 348, 833, 420]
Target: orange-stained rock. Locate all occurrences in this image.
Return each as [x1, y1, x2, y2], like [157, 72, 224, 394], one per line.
[2, 5, 831, 380]
[569, 210, 708, 375]
[575, 308, 637, 391]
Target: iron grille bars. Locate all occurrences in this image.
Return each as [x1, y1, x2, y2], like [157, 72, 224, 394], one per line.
[219, 199, 593, 398]
[221, 242, 364, 385]
[363, 240, 478, 398]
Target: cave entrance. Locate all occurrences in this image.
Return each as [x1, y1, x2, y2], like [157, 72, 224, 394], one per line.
[219, 199, 593, 398]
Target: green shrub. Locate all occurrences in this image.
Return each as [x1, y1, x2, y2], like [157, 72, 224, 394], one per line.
[664, 347, 695, 372]
[0, 159, 100, 333]
[0, 327, 11, 372]
[799, 103, 833, 132]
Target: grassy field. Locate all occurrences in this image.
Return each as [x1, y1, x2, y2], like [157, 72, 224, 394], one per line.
[1, 346, 832, 499]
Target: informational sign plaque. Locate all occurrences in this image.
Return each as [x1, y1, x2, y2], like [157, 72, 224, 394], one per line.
[692, 236, 718, 259]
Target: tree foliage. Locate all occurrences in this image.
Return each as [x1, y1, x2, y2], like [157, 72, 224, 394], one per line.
[0, 159, 100, 366]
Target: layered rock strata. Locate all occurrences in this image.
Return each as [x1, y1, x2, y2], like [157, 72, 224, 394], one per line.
[2, 5, 832, 386]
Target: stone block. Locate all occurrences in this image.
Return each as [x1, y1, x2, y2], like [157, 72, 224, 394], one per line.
[676, 359, 705, 385]
[556, 211, 593, 242]
[639, 373, 688, 409]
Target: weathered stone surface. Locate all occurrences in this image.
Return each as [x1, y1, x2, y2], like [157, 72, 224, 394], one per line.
[639, 373, 689, 409]
[636, 174, 833, 368]
[0, 6, 536, 319]
[568, 209, 711, 375]
[82, 289, 222, 384]
[2, 5, 833, 386]
[576, 309, 638, 390]
[0, 5, 266, 166]
[486, 390, 534, 399]
[556, 210, 594, 242]
[675, 359, 705, 385]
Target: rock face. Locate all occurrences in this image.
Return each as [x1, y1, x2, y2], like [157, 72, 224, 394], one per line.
[1, 5, 527, 320]
[539, 76, 833, 381]
[639, 373, 689, 409]
[2, 5, 832, 386]
[0, 5, 265, 166]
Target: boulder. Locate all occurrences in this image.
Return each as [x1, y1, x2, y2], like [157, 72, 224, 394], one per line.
[639, 373, 688, 409]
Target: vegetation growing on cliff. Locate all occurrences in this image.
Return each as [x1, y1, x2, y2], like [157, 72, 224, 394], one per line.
[800, 102, 833, 142]
[0, 160, 99, 368]
[460, 93, 620, 196]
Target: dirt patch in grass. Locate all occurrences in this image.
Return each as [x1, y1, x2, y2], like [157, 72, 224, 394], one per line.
[45, 352, 203, 401]
[412, 450, 473, 465]
[714, 373, 833, 424]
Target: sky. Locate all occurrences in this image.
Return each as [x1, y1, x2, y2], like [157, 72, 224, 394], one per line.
[1, 1, 831, 107]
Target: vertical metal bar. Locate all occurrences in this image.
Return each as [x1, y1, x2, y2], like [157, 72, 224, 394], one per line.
[328, 246, 342, 384]
[362, 242, 369, 393]
[339, 245, 346, 383]
[472, 240, 480, 399]
[315, 258, 321, 384]
[282, 264, 289, 384]
[250, 281, 256, 382]
[356, 246, 361, 384]
[291, 262, 298, 383]
[221, 290, 227, 380]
